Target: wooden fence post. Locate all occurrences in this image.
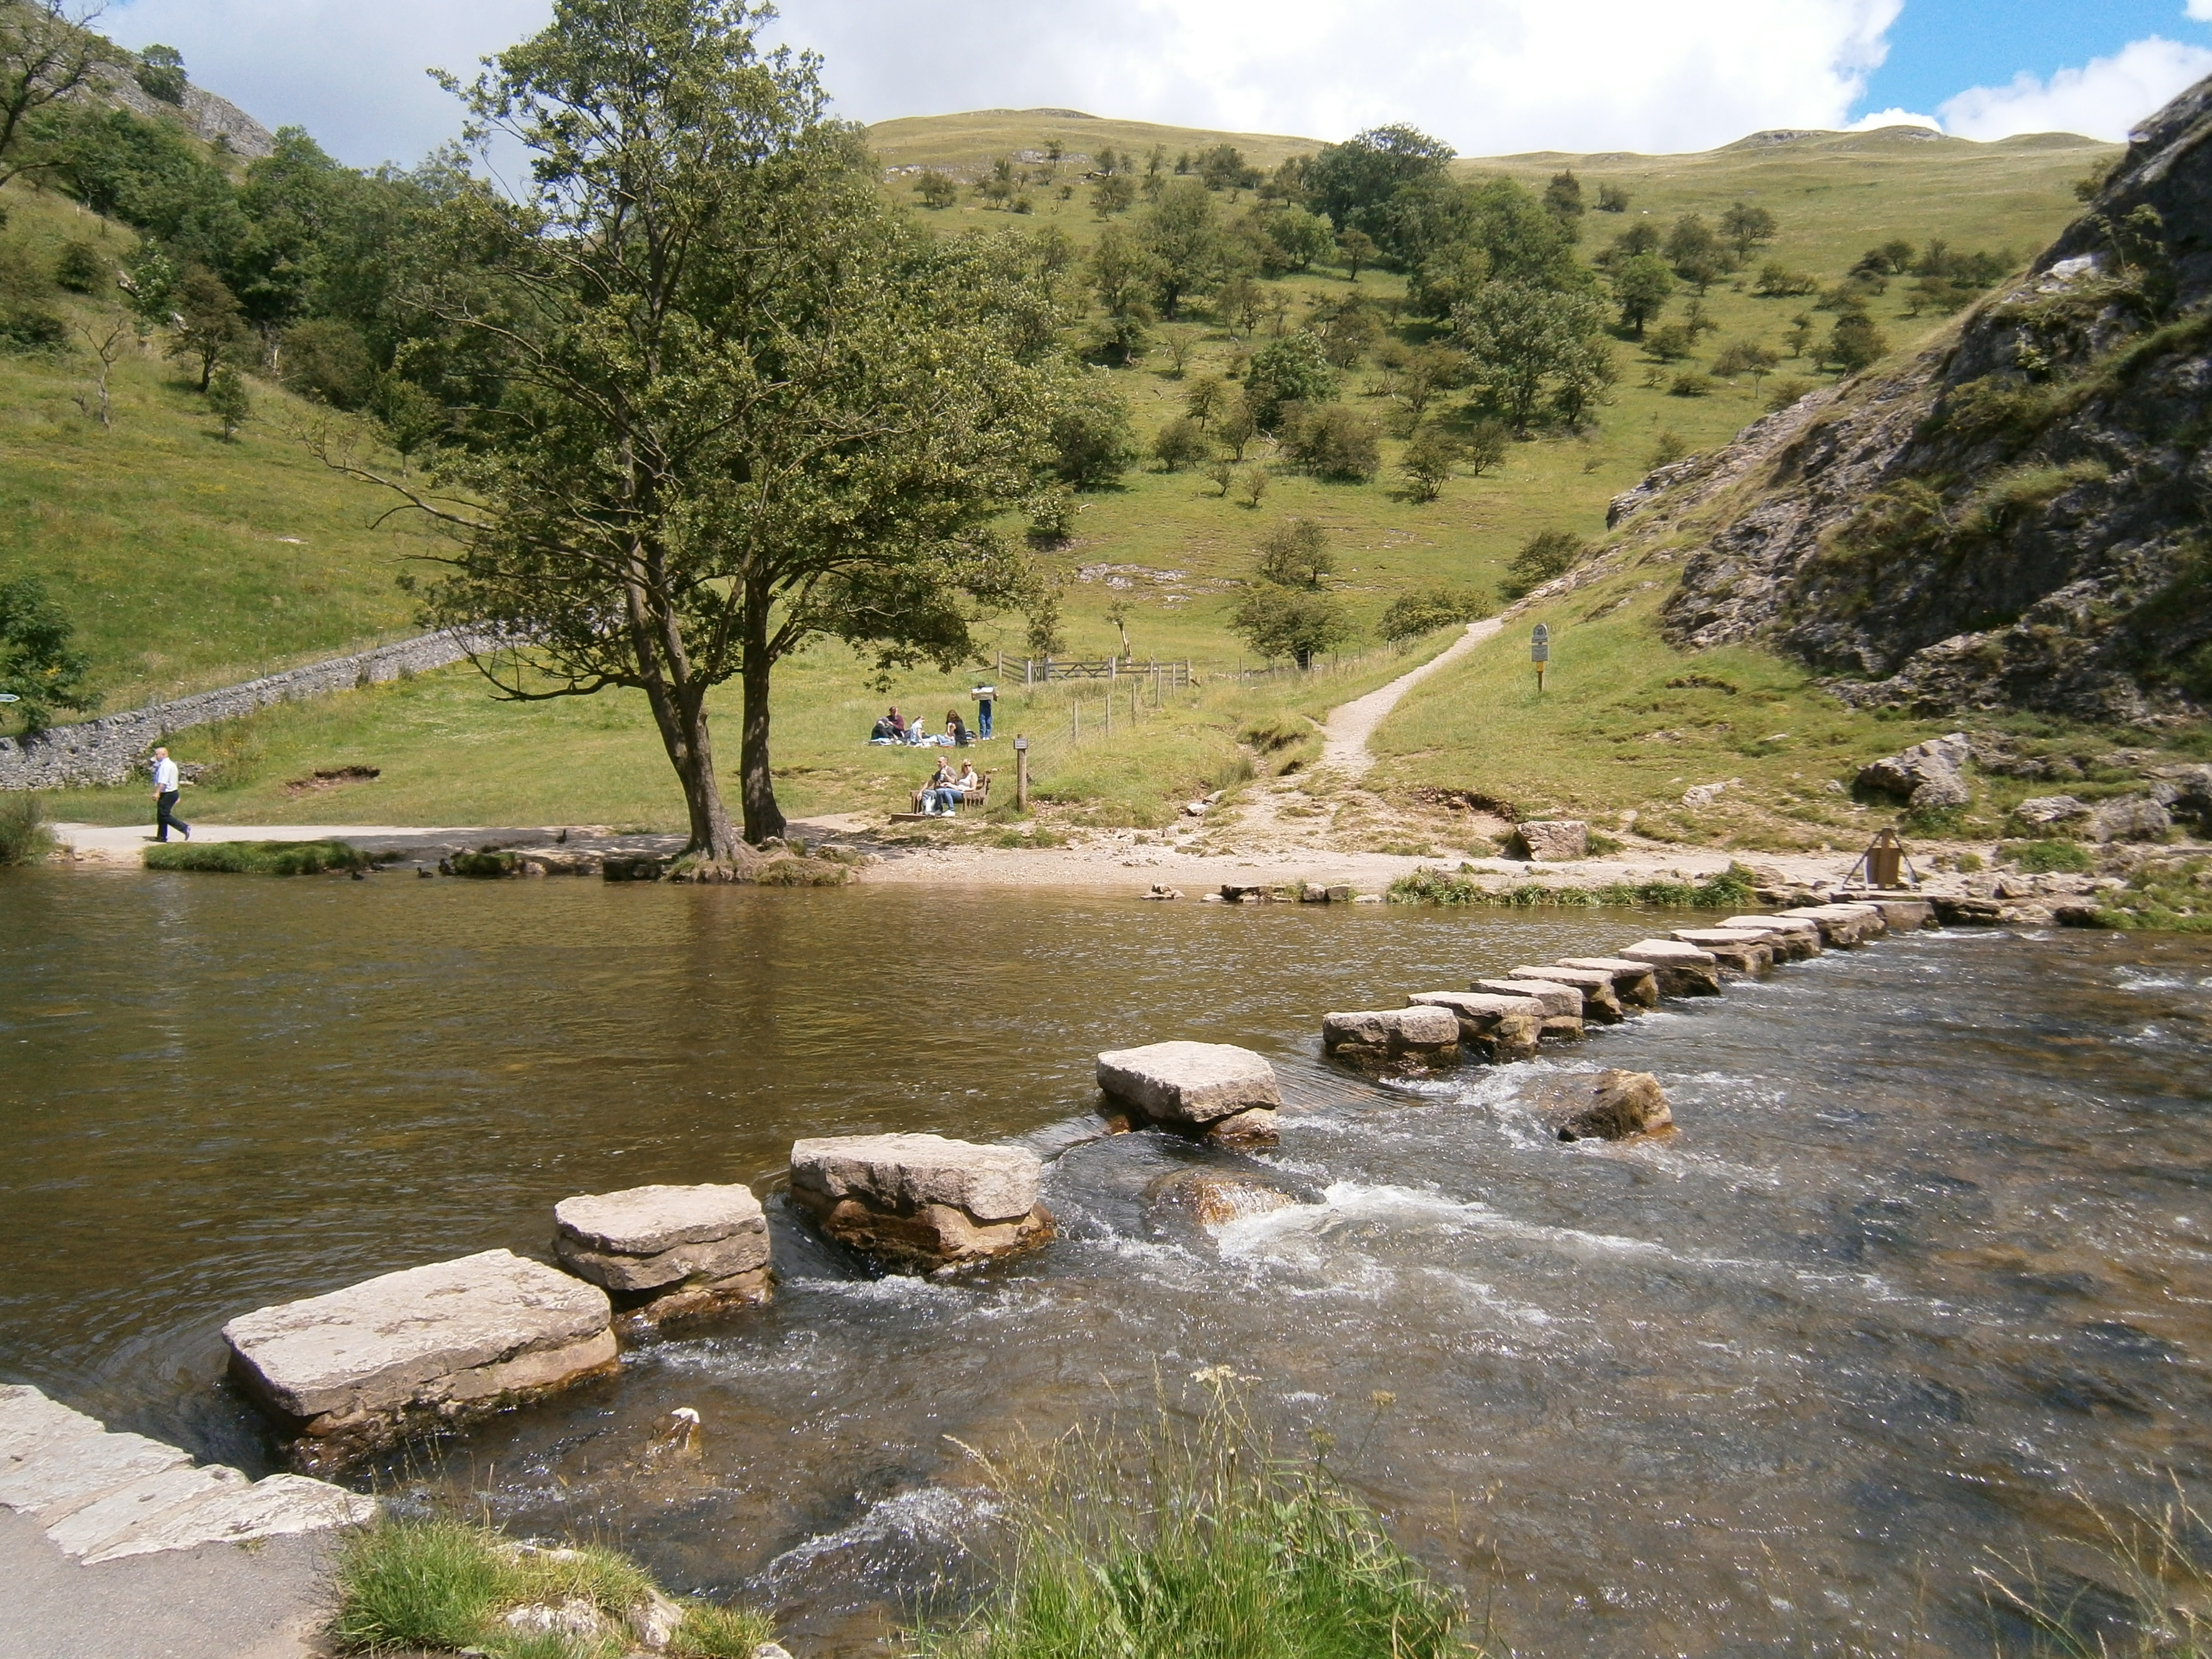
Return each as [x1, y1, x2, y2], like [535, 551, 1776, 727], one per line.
[1015, 736, 1029, 811]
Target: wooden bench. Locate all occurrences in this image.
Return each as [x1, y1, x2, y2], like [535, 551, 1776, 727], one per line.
[891, 772, 991, 823]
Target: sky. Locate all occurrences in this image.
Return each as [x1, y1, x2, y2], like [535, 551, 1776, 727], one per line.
[99, 0, 2212, 172]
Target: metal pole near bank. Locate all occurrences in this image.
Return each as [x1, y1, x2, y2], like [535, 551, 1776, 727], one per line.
[1531, 623, 1550, 695]
[1015, 735, 1029, 812]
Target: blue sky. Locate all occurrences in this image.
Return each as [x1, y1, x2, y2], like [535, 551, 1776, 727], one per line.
[1862, 0, 2208, 118]
[103, 1, 2212, 171]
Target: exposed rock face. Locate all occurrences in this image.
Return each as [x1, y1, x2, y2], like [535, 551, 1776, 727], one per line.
[554, 1183, 772, 1328]
[1472, 978, 1585, 1038]
[221, 1250, 618, 1470]
[1618, 73, 2212, 723]
[1670, 929, 1777, 974]
[1321, 1007, 1460, 1078]
[1857, 735, 1973, 808]
[1096, 1041, 1283, 1145]
[1407, 992, 1545, 1062]
[1512, 820, 1590, 861]
[789, 1134, 1054, 1272]
[1508, 965, 1627, 1022]
[2014, 793, 2093, 827]
[1554, 957, 1663, 1009]
[2091, 793, 2175, 841]
[1538, 1071, 1675, 1142]
[0, 1386, 375, 1565]
[1616, 940, 1724, 997]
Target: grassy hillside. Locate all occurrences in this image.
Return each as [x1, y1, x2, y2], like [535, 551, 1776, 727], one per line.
[868, 108, 1322, 182]
[21, 104, 2166, 845]
[0, 183, 429, 722]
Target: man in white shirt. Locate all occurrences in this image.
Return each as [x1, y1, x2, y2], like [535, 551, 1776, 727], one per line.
[150, 746, 190, 842]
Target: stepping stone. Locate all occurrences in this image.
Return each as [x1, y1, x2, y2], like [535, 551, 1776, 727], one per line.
[1777, 903, 1884, 946]
[222, 1249, 618, 1472]
[1406, 992, 1544, 1063]
[1670, 929, 1776, 975]
[1932, 893, 2005, 926]
[1472, 978, 1585, 1039]
[555, 1183, 773, 1330]
[1616, 940, 1723, 997]
[0, 1429, 190, 1514]
[1322, 1006, 1460, 1079]
[1864, 896, 1935, 931]
[1537, 1070, 1674, 1142]
[1554, 957, 1662, 1010]
[1096, 1040, 1282, 1146]
[1720, 916, 1824, 961]
[790, 1134, 1054, 1273]
[43, 1463, 251, 1557]
[74, 1472, 377, 1565]
[0, 1386, 103, 1462]
[1507, 966, 1626, 1022]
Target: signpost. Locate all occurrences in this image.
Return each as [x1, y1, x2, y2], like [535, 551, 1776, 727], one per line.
[1531, 623, 1550, 694]
[1015, 735, 1030, 812]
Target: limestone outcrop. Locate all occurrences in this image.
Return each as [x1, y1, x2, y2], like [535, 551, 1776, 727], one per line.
[1616, 940, 1724, 997]
[789, 1134, 1054, 1272]
[1406, 991, 1544, 1062]
[1856, 735, 1972, 809]
[555, 1183, 773, 1329]
[1511, 820, 1590, 861]
[221, 1249, 619, 1471]
[1096, 1040, 1283, 1145]
[1537, 1071, 1675, 1142]
[1321, 1007, 1460, 1078]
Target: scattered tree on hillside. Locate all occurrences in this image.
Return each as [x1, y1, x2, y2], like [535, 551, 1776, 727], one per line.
[1380, 583, 1487, 642]
[0, 0, 105, 188]
[1828, 310, 1888, 373]
[71, 313, 129, 429]
[1399, 422, 1460, 501]
[52, 238, 104, 293]
[1140, 177, 1227, 316]
[1264, 205, 1335, 273]
[1255, 517, 1333, 588]
[1050, 376, 1142, 487]
[341, 0, 1066, 857]
[913, 169, 958, 208]
[1719, 201, 1777, 259]
[1501, 529, 1587, 599]
[205, 363, 249, 439]
[1753, 261, 1818, 296]
[1026, 585, 1066, 658]
[1234, 517, 1350, 668]
[1462, 416, 1509, 476]
[1455, 279, 1608, 430]
[1091, 172, 1135, 215]
[1304, 123, 1455, 238]
[1283, 402, 1381, 481]
[1216, 394, 1258, 461]
[1087, 222, 1157, 362]
[1785, 312, 1816, 357]
[1543, 169, 1584, 231]
[1595, 182, 1630, 213]
[1153, 414, 1211, 471]
[166, 264, 246, 391]
[134, 43, 187, 104]
[1611, 251, 1673, 337]
[1336, 226, 1376, 280]
[0, 574, 95, 731]
[1244, 331, 1336, 429]
[1215, 272, 1263, 333]
[1664, 213, 1728, 292]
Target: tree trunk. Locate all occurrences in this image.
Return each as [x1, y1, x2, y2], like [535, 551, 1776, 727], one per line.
[738, 588, 785, 845]
[642, 681, 741, 861]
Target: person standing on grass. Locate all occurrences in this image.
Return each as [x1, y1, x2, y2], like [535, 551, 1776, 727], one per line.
[150, 746, 190, 842]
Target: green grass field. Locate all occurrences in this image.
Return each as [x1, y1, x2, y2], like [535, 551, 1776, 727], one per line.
[17, 110, 2173, 843]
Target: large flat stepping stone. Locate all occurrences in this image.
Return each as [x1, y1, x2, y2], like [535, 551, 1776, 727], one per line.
[1472, 978, 1585, 1038]
[1321, 1007, 1459, 1078]
[1670, 929, 1776, 975]
[1617, 940, 1723, 997]
[223, 1248, 617, 1471]
[1406, 992, 1543, 1063]
[1777, 903, 1885, 946]
[1554, 957, 1661, 1010]
[0, 1386, 376, 1565]
[1720, 916, 1824, 960]
[1864, 896, 1935, 931]
[555, 1183, 772, 1329]
[1507, 966, 1625, 1022]
[1096, 1041, 1282, 1146]
[790, 1134, 1054, 1273]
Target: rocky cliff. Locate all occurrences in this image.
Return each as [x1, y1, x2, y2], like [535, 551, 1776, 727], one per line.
[1622, 75, 2212, 727]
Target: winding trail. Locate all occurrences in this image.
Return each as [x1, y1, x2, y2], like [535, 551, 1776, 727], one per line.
[1321, 617, 1502, 776]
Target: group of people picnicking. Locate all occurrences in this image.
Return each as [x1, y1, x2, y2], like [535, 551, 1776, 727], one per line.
[918, 756, 983, 817]
[868, 688, 996, 747]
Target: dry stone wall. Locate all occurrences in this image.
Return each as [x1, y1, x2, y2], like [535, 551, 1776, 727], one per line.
[0, 630, 483, 791]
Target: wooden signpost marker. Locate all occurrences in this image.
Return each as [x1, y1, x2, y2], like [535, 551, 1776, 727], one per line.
[1531, 623, 1550, 695]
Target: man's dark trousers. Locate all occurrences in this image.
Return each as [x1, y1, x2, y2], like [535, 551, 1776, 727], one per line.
[156, 790, 189, 841]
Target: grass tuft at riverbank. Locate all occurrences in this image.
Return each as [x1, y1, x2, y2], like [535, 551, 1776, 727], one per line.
[142, 837, 373, 875]
[330, 1516, 775, 1658]
[0, 794, 53, 865]
[914, 1371, 1486, 1659]
[1388, 861, 1756, 910]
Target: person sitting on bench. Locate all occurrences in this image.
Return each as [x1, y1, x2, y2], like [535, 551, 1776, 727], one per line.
[952, 760, 981, 797]
[922, 757, 962, 815]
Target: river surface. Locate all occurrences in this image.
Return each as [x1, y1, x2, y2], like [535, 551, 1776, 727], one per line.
[4, 870, 2210, 1654]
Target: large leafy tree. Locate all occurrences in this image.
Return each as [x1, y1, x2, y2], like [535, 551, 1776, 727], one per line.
[0, 575, 95, 731]
[338, 0, 1062, 858]
[0, 0, 103, 190]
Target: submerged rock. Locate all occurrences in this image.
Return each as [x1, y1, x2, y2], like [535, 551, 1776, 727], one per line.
[1321, 1006, 1460, 1078]
[221, 1250, 617, 1472]
[1096, 1041, 1283, 1146]
[789, 1134, 1054, 1273]
[555, 1183, 773, 1330]
[1538, 1070, 1675, 1142]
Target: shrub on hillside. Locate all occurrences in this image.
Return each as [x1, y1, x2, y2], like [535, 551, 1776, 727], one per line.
[1501, 529, 1588, 599]
[53, 241, 107, 295]
[1284, 403, 1380, 482]
[281, 318, 376, 409]
[1152, 414, 1212, 471]
[1244, 331, 1337, 430]
[1049, 379, 1142, 490]
[1380, 584, 1489, 643]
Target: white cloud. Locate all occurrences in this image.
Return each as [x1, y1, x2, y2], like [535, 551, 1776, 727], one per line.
[2189, 0, 2212, 21]
[100, 0, 1906, 169]
[1848, 106, 1943, 133]
[1937, 35, 2212, 142]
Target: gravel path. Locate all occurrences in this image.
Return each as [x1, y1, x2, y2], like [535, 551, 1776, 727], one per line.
[1321, 617, 1502, 776]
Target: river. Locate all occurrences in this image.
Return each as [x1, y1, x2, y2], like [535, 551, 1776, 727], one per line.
[3, 869, 2208, 1654]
